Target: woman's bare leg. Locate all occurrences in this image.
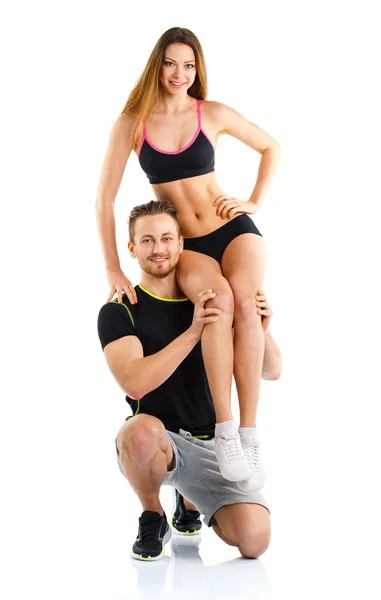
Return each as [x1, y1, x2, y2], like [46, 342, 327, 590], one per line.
[177, 250, 252, 481]
[177, 250, 234, 424]
[221, 233, 266, 427]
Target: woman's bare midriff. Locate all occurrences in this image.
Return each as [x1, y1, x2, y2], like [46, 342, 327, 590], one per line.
[152, 172, 240, 238]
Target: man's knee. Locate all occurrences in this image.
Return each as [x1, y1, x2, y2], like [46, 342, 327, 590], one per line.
[116, 414, 165, 461]
[214, 504, 271, 558]
[237, 522, 271, 558]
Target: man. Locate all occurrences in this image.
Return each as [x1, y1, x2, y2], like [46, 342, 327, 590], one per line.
[97, 201, 281, 561]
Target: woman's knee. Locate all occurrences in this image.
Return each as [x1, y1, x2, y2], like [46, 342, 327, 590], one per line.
[206, 286, 235, 320]
[116, 415, 165, 460]
[234, 293, 260, 326]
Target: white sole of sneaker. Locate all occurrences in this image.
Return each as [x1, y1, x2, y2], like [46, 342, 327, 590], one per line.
[131, 527, 172, 561]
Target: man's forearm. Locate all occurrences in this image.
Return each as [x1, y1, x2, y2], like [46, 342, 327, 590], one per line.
[262, 330, 282, 380]
[122, 329, 200, 399]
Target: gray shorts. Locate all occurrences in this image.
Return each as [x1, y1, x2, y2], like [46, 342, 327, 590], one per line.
[116, 426, 270, 527]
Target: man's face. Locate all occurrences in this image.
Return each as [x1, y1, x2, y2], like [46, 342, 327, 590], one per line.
[129, 214, 183, 278]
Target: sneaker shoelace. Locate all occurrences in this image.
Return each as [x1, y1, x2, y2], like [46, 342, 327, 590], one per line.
[138, 518, 163, 543]
[219, 433, 245, 463]
[242, 440, 261, 472]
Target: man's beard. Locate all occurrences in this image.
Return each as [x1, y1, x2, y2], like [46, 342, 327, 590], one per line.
[142, 258, 177, 278]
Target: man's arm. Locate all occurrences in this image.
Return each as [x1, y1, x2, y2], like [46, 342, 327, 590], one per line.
[103, 290, 221, 399]
[257, 290, 282, 380]
[262, 330, 282, 380]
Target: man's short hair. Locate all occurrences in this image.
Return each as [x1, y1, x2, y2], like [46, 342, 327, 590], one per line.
[128, 200, 181, 243]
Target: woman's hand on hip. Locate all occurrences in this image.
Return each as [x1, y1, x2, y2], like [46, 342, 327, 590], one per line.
[106, 268, 138, 305]
[213, 195, 258, 220]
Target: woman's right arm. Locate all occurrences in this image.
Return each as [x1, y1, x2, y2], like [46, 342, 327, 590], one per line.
[96, 112, 139, 304]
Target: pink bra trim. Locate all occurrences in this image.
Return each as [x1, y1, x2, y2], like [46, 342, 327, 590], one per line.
[137, 100, 214, 157]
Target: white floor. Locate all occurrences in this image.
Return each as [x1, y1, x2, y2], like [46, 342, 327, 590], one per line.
[126, 506, 269, 600]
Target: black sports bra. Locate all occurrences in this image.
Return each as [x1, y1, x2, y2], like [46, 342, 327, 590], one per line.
[138, 100, 215, 185]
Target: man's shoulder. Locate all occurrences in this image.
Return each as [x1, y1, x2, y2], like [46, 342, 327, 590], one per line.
[98, 286, 193, 328]
[97, 293, 139, 350]
[98, 294, 136, 328]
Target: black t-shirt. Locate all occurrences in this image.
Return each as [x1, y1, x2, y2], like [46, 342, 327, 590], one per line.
[97, 284, 216, 436]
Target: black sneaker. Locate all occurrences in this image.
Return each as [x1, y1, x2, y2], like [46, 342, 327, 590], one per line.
[171, 489, 202, 536]
[131, 511, 172, 561]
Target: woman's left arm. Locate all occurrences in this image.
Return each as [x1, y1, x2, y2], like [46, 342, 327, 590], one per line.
[211, 102, 281, 219]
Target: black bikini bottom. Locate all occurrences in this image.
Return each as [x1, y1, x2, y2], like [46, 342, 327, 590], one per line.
[183, 214, 262, 264]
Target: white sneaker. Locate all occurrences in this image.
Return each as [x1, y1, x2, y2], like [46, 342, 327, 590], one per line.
[239, 438, 265, 491]
[214, 433, 252, 482]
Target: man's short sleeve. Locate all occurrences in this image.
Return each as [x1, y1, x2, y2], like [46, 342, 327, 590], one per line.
[97, 302, 137, 350]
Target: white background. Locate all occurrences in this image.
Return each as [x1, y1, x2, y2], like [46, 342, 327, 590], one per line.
[1, 1, 380, 598]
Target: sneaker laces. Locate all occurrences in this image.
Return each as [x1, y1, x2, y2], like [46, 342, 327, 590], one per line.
[242, 440, 261, 471]
[138, 517, 162, 542]
[219, 433, 245, 463]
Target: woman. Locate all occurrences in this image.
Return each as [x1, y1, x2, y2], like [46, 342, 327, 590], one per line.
[96, 27, 281, 488]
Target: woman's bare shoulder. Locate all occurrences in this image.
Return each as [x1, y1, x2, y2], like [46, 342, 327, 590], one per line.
[200, 99, 227, 116]
[200, 100, 233, 131]
[112, 111, 140, 131]
[107, 112, 141, 149]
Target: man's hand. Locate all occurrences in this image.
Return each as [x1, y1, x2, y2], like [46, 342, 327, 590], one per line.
[256, 290, 273, 333]
[189, 289, 222, 339]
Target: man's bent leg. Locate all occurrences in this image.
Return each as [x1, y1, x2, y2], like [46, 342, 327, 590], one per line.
[212, 503, 271, 558]
[116, 414, 174, 515]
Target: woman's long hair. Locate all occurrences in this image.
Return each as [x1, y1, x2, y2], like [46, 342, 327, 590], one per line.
[122, 27, 208, 148]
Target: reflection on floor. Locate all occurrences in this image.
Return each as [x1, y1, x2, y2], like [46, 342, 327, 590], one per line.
[128, 527, 269, 599]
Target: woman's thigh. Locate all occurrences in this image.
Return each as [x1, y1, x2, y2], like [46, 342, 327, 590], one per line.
[176, 249, 233, 305]
[221, 233, 266, 297]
